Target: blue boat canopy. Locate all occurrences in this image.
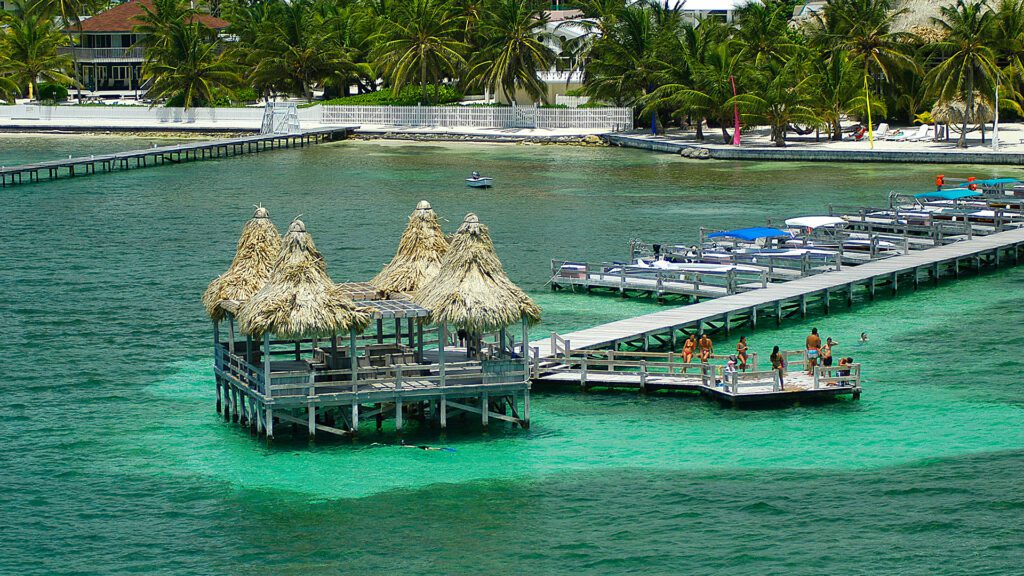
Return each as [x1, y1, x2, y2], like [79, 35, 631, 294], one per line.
[972, 178, 1018, 186]
[707, 227, 792, 241]
[915, 188, 982, 200]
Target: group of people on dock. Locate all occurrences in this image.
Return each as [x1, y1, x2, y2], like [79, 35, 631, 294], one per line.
[681, 333, 751, 371]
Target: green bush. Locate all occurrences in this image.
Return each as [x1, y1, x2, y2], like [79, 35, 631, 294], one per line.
[38, 83, 69, 103]
[316, 84, 462, 106]
[233, 87, 259, 104]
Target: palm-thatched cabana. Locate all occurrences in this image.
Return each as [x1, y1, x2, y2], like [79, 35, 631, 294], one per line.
[370, 200, 449, 296]
[415, 213, 540, 364]
[237, 219, 373, 339]
[932, 94, 994, 127]
[202, 206, 281, 322]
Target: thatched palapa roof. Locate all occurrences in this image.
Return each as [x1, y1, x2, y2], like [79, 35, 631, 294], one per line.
[932, 93, 994, 126]
[237, 219, 373, 338]
[371, 200, 450, 295]
[414, 213, 541, 333]
[202, 206, 282, 322]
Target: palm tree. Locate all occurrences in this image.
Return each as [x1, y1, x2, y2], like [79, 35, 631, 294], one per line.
[734, 0, 797, 67]
[925, 0, 1001, 147]
[814, 49, 885, 139]
[134, 0, 199, 53]
[371, 0, 466, 104]
[141, 21, 240, 108]
[731, 59, 823, 147]
[0, 0, 76, 101]
[467, 0, 556, 103]
[584, 3, 661, 107]
[248, 0, 363, 101]
[642, 37, 744, 142]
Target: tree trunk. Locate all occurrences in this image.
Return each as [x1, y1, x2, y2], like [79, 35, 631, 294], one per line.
[959, 68, 973, 149]
[832, 119, 842, 141]
[721, 124, 731, 144]
[695, 117, 704, 140]
[420, 58, 428, 105]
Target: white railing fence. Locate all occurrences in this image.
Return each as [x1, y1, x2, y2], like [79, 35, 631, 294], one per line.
[320, 105, 633, 131]
[555, 95, 590, 108]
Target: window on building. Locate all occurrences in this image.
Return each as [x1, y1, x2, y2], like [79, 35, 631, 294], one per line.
[111, 66, 131, 80]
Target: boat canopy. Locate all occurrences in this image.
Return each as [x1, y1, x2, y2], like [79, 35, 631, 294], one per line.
[707, 227, 792, 242]
[784, 216, 846, 229]
[915, 188, 981, 200]
[972, 178, 1018, 186]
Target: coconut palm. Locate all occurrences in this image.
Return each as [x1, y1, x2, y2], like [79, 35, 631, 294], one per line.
[134, 0, 199, 53]
[0, 0, 76, 101]
[731, 59, 823, 147]
[467, 0, 556, 103]
[584, 3, 662, 107]
[734, 0, 798, 67]
[249, 0, 364, 101]
[141, 21, 240, 108]
[814, 49, 885, 139]
[371, 0, 467, 104]
[925, 0, 1001, 147]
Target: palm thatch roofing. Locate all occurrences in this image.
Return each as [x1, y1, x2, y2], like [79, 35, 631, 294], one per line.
[370, 200, 450, 296]
[414, 213, 541, 333]
[202, 206, 282, 322]
[236, 219, 373, 338]
[932, 94, 994, 125]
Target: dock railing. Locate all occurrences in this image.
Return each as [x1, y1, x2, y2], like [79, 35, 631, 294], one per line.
[551, 260, 768, 296]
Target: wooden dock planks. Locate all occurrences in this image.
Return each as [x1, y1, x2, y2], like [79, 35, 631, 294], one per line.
[533, 226, 1024, 357]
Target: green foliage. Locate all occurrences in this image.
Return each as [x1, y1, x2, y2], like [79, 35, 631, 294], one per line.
[315, 84, 462, 106]
[38, 82, 69, 102]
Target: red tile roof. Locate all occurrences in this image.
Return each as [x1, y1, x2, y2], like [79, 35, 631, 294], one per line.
[77, 0, 229, 32]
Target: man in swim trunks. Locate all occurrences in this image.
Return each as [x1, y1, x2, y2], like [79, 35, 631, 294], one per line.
[699, 334, 714, 363]
[805, 328, 822, 375]
[682, 334, 697, 363]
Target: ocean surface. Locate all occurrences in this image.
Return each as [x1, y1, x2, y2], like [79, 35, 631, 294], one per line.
[2, 133, 1022, 575]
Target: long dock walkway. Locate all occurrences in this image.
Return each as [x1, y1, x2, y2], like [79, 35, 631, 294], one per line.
[532, 226, 1024, 357]
[0, 126, 356, 188]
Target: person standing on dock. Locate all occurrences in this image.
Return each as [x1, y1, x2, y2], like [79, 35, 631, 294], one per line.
[699, 334, 714, 363]
[822, 337, 838, 368]
[683, 334, 697, 363]
[771, 346, 785, 390]
[805, 328, 822, 375]
[936, 174, 944, 192]
[736, 336, 749, 371]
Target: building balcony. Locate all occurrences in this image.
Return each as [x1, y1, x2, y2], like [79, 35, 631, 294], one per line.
[58, 46, 145, 62]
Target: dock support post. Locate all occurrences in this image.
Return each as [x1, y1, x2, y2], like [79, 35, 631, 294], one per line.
[265, 407, 274, 439]
[823, 288, 830, 314]
[775, 300, 782, 326]
[848, 283, 854, 307]
[481, 393, 489, 430]
[869, 277, 876, 300]
[892, 271, 898, 295]
[308, 402, 316, 438]
[913, 267, 920, 290]
[799, 294, 807, 318]
[523, 389, 530, 429]
[395, 366, 403, 432]
[724, 312, 731, 336]
[751, 306, 757, 329]
[440, 397, 447, 430]
[639, 361, 648, 393]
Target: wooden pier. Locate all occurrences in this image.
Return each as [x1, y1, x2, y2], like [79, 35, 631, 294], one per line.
[537, 349, 861, 405]
[0, 126, 356, 188]
[534, 226, 1024, 358]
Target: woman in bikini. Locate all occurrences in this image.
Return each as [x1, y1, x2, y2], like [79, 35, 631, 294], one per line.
[682, 334, 697, 363]
[698, 334, 713, 363]
[770, 345, 785, 390]
[736, 336, 749, 371]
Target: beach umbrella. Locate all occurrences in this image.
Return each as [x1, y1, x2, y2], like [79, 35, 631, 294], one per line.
[370, 200, 450, 296]
[414, 213, 541, 333]
[931, 94, 994, 127]
[237, 219, 373, 338]
[202, 205, 282, 322]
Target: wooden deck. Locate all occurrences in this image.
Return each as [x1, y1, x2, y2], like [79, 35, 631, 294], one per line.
[0, 126, 356, 188]
[533, 226, 1024, 357]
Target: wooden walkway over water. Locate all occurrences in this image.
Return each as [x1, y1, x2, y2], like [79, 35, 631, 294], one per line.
[532, 226, 1024, 357]
[0, 126, 356, 188]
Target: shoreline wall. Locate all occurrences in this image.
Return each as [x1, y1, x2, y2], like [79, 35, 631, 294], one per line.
[605, 134, 1024, 166]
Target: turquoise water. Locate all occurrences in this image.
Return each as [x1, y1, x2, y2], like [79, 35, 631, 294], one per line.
[2, 135, 1023, 574]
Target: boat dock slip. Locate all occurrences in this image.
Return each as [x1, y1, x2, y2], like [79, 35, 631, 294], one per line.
[536, 350, 861, 405]
[0, 126, 356, 188]
[533, 226, 1024, 358]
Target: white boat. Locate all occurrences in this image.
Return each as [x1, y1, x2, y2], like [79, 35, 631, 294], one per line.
[466, 172, 493, 188]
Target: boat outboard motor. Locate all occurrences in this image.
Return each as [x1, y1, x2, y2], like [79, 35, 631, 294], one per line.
[652, 243, 662, 257]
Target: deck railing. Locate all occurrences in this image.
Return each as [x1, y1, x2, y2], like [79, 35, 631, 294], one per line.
[551, 259, 768, 295]
[320, 104, 633, 131]
[58, 46, 145, 60]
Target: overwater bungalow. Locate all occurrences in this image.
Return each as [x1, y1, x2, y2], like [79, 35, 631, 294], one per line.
[207, 205, 535, 441]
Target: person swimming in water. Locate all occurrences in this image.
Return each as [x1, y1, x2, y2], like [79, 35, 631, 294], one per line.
[859, 332, 869, 342]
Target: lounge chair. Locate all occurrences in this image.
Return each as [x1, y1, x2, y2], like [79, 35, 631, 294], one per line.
[906, 124, 932, 141]
[884, 129, 908, 141]
[874, 123, 890, 140]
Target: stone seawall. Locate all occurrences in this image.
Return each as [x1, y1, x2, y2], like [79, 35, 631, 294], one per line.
[605, 133, 1024, 165]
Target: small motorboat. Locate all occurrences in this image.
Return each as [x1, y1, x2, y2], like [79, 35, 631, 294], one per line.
[466, 172, 493, 188]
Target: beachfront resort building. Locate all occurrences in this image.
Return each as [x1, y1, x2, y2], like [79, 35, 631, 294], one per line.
[59, 0, 228, 97]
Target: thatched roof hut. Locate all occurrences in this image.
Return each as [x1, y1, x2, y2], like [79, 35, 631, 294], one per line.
[237, 219, 373, 338]
[202, 206, 282, 322]
[932, 94, 994, 126]
[414, 213, 541, 333]
[370, 200, 450, 296]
